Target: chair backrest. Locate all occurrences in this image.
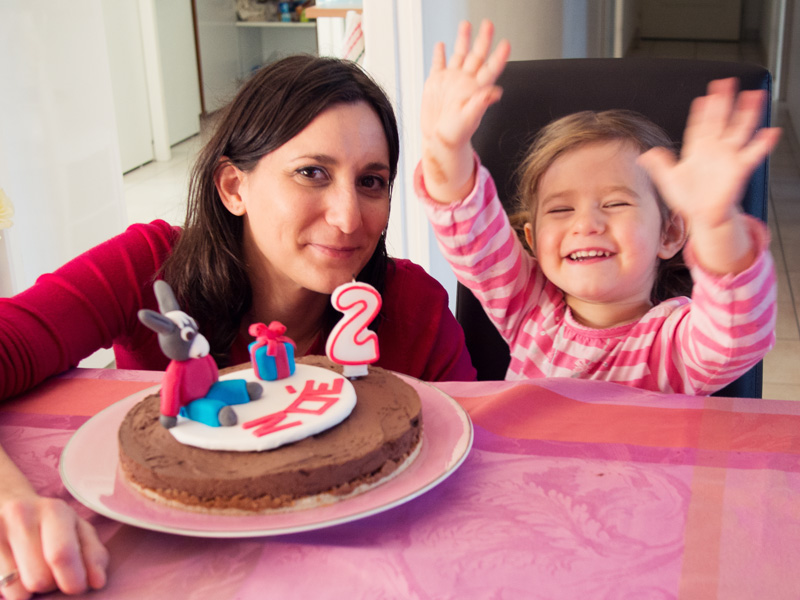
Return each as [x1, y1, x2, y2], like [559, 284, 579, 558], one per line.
[460, 57, 772, 398]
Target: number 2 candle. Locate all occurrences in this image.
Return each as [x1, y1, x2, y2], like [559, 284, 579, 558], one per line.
[325, 280, 381, 378]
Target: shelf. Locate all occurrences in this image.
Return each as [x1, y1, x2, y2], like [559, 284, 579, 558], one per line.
[304, 7, 362, 19]
[236, 21, 316, 28]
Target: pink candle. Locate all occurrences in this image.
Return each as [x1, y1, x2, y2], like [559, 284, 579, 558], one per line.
[325, 281, 382, 378]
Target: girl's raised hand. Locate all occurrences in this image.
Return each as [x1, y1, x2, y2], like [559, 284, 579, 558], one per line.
[421, 20, 510, 204]
[638, 77, 781, 228]
[638, 77, 781, 275]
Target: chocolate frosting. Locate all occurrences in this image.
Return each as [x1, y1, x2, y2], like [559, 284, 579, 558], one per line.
[118, 356, 422, 511]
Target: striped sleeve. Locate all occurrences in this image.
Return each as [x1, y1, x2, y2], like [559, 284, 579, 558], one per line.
[642, 215, 777, 394]
[415, 160, 545, 345]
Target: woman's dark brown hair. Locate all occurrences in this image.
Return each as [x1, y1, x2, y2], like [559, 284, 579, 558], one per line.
[161, 55, 400, 365]
[511, 109, 692, 304]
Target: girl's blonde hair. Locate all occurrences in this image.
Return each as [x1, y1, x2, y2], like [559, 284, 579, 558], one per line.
[511, 109, 691, 302]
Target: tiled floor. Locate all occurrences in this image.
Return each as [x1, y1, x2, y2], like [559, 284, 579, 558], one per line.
[114, 39, 800, 400]
[763, 116, 800, 401]
[123, 134, 203, 227]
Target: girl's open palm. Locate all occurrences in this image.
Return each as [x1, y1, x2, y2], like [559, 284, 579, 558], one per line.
[420, 20, 510, 202]
[422, 20, 509, 151]
[638, 78, 781, 228]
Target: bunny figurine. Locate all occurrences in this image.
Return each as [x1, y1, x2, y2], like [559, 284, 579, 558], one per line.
[138, 280, 262, 429]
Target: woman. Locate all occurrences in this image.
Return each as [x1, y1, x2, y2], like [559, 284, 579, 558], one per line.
[0, 55, 475, 598]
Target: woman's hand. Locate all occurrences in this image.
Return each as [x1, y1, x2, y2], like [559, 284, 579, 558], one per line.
[420, 20, 510, 204]
[638, 77, 781, 274]
[0, 449, 109, 599]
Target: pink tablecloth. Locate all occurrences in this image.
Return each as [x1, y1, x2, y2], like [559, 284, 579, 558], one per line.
[1, 369, 799, 599]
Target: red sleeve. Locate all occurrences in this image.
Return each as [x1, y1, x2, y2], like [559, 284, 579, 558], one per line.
[375, 260, 476, 382]
[0, 220, 179, 401]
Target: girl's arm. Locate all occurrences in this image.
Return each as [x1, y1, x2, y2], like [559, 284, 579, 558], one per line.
[638, 77, 781, 275]
[0, 444, 109, 598]
[420, 20, 510, 204]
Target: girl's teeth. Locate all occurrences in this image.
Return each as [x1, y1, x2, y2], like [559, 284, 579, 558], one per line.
[569, 250, 610, 260]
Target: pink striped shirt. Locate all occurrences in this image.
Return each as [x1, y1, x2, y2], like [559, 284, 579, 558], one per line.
[417, 162, 777, 395]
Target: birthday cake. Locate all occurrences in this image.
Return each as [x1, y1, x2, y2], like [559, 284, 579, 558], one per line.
[118, 356, 422, 512]
[117, 280, 422, 513]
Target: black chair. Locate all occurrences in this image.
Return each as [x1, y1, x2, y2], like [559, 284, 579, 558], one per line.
[460, 57, 772, 398]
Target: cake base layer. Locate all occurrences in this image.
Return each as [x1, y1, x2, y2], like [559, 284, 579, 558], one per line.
[118, 357, 423, 512]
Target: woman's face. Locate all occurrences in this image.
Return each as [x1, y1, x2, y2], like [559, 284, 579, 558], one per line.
[222, 101, 391, 296]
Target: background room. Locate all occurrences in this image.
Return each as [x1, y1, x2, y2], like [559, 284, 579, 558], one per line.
[1, 0, 799, 398]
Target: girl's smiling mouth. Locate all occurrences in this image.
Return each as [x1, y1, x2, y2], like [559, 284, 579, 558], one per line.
[567, 249, 613, 261]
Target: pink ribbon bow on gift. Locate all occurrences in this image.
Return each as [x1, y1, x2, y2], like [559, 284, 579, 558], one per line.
[249, 321, 296, 358]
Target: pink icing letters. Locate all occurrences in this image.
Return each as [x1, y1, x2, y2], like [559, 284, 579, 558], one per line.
[243, 379, 344, 438]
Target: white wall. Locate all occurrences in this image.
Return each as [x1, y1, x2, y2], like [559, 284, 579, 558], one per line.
[0, 1, 126, 296]
[468, 0, 564, 60]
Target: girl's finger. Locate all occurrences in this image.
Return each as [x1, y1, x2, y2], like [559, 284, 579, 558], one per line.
[740, 127, 782, 172]
[462, 19, 494, 75]
[702, 78, 737, 135]
[637, 147, 678, 194]
[448, 21, 471, 69]
[706, 77, 737, 96]
[430, 41, 446, 72]
[477, 38, 511, 88]
[681, 95, 711, 154]
[461, 86, 504, 133]
[725, 89, 766, 147]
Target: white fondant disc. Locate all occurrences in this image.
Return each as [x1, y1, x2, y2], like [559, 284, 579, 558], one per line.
[168, 364, 356, 452]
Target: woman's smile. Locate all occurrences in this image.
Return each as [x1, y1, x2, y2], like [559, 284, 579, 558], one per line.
[307, 241, 362, 259]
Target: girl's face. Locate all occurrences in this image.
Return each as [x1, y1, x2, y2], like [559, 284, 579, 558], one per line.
[218, 101, 391, 297]
[528, 140, 682, 327]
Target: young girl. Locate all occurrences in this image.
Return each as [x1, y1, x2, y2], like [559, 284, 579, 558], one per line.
[417, 20, 780, 395]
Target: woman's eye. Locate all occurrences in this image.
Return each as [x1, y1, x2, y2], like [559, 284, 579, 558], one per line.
[359, 174, 387, 192]
[296, 166, 327, 181]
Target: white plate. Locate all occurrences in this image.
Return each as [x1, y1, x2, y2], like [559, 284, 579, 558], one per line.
[59, 375, 472, 538]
